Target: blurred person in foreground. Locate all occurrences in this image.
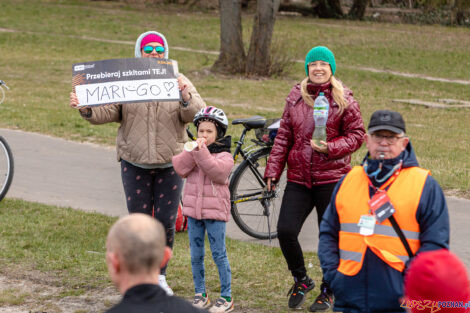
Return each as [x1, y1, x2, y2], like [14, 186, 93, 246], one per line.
[318, 110, 449, 313]
[105, 213, 208, 313]
[404, 249, 470, 313]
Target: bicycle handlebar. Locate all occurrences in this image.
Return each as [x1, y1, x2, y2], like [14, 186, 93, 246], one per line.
[186, 127, 196, 141]
[0, 81, 9, 90]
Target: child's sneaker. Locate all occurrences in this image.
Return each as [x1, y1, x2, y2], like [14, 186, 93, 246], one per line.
[287, 276, 315, 309]
[158, 275, 174, 296]
[193, 293, 211, 309]
[209, 297, 234, 313]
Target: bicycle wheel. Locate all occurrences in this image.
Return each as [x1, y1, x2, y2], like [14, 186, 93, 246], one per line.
[0, 136, 14, 201]
[230, 147, 286, 240]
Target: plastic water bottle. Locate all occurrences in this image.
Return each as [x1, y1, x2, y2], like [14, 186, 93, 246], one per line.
[312, 92, 329, 146]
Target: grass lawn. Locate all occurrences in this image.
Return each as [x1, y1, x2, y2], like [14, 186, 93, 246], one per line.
[0, 198, 322, 312]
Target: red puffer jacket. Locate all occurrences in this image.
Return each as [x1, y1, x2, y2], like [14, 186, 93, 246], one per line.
[264, 81, 365, 188]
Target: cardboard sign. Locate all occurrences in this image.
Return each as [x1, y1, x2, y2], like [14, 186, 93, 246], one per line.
[72, 58, 180, 107]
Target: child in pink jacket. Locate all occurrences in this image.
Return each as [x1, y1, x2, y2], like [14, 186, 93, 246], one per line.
[172, 107, 234, 313]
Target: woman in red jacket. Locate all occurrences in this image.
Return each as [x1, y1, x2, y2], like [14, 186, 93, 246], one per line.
[264, 46, 365, 312]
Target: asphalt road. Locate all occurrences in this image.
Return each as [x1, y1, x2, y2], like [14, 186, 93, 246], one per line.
[3, 128, 469, 269]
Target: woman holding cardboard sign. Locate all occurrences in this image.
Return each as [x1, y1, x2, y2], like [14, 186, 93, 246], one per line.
[70, 31, 206, 296]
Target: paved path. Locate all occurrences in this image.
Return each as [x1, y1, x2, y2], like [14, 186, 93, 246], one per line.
[3, 128, 469, 269]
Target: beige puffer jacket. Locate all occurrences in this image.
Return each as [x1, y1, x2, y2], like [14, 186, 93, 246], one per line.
[82, 73, 205, 164]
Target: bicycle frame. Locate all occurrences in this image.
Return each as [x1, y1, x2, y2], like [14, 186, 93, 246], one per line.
[187, 126, 268, 188]
[0, 80, 9, 105]
[232, 190, 275, 204]
[0, 81, 9, 90]
[232, 127, 268, 188]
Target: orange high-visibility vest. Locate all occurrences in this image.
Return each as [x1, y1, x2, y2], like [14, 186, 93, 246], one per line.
[335, 166, 429, 275]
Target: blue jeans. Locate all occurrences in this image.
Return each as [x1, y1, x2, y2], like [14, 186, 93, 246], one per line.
[187, 217, 231, 297]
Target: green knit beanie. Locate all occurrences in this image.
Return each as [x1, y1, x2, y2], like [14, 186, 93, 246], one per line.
[304, 46, 336, 76]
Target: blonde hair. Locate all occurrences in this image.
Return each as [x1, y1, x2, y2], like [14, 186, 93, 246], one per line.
[300, 76, 348, 115]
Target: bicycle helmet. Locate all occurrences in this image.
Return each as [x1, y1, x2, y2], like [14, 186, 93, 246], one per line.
[193, 106, 228, 137]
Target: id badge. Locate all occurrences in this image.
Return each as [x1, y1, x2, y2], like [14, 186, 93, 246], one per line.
[358, 214, 376, 236]
[368, 191, 396, 224]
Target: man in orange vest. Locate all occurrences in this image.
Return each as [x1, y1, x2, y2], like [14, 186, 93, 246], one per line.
[318, 110, 449, 313]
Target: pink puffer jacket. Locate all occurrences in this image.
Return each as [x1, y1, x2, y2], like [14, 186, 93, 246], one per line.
[172, 145, 234, 222]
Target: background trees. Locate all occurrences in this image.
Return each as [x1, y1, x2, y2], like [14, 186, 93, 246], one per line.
[212, 0, 246, 74]
[117, 0, 468, 76]
[212, 0, 281, 76]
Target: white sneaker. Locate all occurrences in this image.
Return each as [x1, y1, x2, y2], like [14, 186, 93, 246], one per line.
[193, 293, 211, 309]
[209, 297, 234, 312]
[158, 275, 174, 296]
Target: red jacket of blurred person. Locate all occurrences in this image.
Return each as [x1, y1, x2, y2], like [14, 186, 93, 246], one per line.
[404, 249, 470, 313]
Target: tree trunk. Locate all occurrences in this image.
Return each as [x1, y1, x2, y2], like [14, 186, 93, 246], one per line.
[348, 0, 370, 19]
[245, 0, 281, 76]
[315, 0, 343, 18]
[212, 0, 246, 73]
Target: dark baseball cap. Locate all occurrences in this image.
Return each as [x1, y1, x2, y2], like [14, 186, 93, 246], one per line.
[368, 110, 406, 134]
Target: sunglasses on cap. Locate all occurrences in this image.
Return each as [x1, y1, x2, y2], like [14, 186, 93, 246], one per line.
[142, 45, 165, 54]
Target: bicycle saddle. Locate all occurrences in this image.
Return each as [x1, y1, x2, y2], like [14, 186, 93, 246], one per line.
[232, 115, 266, 129]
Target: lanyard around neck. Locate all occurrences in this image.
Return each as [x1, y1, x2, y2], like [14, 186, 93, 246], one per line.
[363, 161, 403, 192]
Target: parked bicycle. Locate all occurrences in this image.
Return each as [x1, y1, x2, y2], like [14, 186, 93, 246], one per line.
[185, 116, 284, 240]
[229, 116, 285, 240]
[0, 80, 14, 201]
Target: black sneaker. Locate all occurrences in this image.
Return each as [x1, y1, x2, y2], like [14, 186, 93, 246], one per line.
[287, 277, 315, 309]
[309, 284, 334, 312]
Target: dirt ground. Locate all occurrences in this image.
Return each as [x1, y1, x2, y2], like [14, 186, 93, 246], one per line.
[0, 270, 120, 313]
[0, 271, 257, 313]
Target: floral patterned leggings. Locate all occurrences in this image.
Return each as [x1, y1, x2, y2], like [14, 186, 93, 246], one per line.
[121, 160, 183, 275]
